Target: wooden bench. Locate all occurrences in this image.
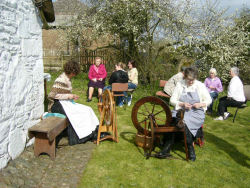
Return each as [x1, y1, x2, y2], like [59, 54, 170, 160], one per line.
[28, 117, 68, 160]
[155, 80, 171, 98]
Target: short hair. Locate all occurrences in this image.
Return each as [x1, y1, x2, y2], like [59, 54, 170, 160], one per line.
[63, 60, 81, 75]
[184, 67, 198, 80]
[231, 67, 239, 76]
[180, 66, 186, 72]
[95, 57, 102, 62]
[128, 60, 136, 68]
[209, 68, 217, 76]
[117, 62, 126, 70]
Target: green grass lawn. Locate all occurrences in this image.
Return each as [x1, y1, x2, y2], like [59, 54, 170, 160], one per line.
[46, 72, 250, 188]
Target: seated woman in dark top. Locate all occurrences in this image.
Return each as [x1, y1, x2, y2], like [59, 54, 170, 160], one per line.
[103, 62, 128, 106]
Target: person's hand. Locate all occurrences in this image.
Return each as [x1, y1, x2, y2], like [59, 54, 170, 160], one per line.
[209, 85, 215, 90]
[99, 78, 103, 81]
[181, 102, 192, 110]
[92, 78, 97, 82]
[69, 94, 79, 100]
[192, 103, 204, 109]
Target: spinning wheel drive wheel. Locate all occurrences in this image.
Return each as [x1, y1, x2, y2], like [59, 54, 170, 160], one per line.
[132, 96, 172, 157]
[101, 89, 114, 126]
[132, 96, 172, 135]
[97, 89, 118, 145]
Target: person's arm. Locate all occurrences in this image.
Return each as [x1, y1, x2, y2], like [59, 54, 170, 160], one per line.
[54, 93, 79, 100]
[215, 78, 223, 92]
[193, 83, 212, 109]
[88, 65, 95, 80]
[204, 78, 209, 88]
[124, 72, 129, 82]
[109, 72, 116, 85]
[129, 69, 136, 82]
[99, 64, 107, 80]
[170, 82, 183, 110]
[228, 77, 242, 97]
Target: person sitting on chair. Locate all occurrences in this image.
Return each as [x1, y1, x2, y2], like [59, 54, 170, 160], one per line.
[163, 67, 185, 96]
[103, 62, 128, 107]
[204, 68, 223, 114]
[127, 60, 138, 106]
[155, 67, 212, 161]
[48, 60, 100, 145]
[214, 67, 246, 121]
[87, 57, 107, 102]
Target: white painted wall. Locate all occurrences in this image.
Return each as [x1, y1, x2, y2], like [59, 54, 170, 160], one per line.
[0, 0, 44, 169]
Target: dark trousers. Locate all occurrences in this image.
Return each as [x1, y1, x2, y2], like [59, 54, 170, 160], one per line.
[217, 96, 244, 116]
[51, 100, 95, 145]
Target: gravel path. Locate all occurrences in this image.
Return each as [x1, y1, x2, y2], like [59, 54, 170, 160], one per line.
[0, 138, 96, 188]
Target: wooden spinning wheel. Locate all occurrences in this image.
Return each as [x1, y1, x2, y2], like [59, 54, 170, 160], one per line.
[132, 96, 172, 134]
[132, 96, 188, 160]
[132, 96, 172, 157]
[97, 89, 118, 145]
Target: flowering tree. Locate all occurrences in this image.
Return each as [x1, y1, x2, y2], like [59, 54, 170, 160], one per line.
[192, 6, 249, 83]
[59, 0, 249, 84]
[89, 0, 196, 83]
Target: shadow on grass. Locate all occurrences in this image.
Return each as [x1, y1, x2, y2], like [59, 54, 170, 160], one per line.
[120, 131, 147, 157]
[206, 132, 250, 169]
[120, 131, 187, 160]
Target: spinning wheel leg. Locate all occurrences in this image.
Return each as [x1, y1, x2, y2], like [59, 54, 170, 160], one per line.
[183, 127, 189, 161]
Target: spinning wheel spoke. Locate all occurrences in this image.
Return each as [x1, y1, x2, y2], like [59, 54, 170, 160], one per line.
[153, 116, 166, 122]
[151, 103, 156, 114]
[137, 111, 149, 117]
[138, 118, 149, 124]
[143, 104, 151, 114]
[153, 110, 165, 116]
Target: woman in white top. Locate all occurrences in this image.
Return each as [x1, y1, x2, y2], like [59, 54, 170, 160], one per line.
[127, 60, 138, 106]
[128, 60, 138, 88]
[214, 67, 246, 120]
[155, 67, 211, 161]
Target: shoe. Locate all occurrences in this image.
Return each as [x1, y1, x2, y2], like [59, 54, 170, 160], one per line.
[87, 99, 92, 102]
[155, 152, 172, 159]
[214, 116, 223, 121]
[100, 132, 110, 139]
[127, 99, 132, 106]
[127, 96, 132, 106]
[223, 112, 231, 120]
[118, 102, 124, 107]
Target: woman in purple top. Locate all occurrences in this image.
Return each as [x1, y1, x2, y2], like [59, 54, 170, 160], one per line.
[87, 57, 107, 102]
[204, 68, 223, 113]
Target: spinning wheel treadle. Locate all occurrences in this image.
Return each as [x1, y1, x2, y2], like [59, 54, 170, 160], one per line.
[97, 90, 118, 145]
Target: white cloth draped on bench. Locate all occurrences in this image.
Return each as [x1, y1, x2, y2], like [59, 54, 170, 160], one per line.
[60, 100, 99, 139]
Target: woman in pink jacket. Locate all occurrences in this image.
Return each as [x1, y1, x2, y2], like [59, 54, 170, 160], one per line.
[87, 57, 107, 102]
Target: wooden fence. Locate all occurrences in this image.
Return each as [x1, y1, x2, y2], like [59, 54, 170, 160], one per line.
[43, 48, 122, 73]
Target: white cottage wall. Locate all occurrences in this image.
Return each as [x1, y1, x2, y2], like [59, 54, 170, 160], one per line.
[0, 0, 44, 169]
